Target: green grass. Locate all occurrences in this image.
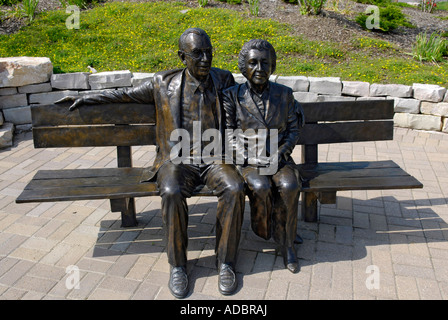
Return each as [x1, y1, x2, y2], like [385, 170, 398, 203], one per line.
[437, 1, 448, 11]
[0, 1, 447, 86]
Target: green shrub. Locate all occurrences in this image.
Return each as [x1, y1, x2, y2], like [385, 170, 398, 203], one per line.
[394, 2, 416, 8]
[22, 0, 39, 22]
[356, 5, 413, 32]
[9, 0, 40, 23]
[217, 0, 242, 4]
[412, 32, 448, 63]
[248, 0, 260, 16]
[353, 0, 391, 5]
[0, 0, 18, 5]
[58, 0, 98, 9]
[297, 0, 328, 15]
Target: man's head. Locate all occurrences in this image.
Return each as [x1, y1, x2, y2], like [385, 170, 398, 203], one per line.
[178, 28, 213, 82]
[238, 39, 276, 92]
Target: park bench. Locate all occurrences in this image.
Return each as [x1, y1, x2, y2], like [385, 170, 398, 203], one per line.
[15, 99, 423, 227]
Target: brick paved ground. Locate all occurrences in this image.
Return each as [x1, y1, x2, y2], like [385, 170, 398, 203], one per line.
[0, 127, 447, 300]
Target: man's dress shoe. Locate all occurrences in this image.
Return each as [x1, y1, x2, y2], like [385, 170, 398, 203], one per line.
[168, 266, 188, 299]
[218, 263, 237, 295]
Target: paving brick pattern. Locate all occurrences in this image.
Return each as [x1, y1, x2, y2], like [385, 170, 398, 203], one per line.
[0, 127, 447, 300]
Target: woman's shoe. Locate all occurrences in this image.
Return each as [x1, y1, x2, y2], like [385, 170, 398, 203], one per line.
[276, 246, 300, 273]
[294, 233, 304, 244]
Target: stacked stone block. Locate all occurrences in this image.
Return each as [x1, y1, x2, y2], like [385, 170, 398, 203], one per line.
[1, 56, 448, 148]
[0, 57, 156, 148]
[270, 76, 448, 134]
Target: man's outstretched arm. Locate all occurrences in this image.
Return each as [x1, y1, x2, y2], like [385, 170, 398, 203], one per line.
[56, 80, 155, 111]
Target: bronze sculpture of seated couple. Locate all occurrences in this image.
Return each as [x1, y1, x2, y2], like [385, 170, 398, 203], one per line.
[60, 28, 305, 299]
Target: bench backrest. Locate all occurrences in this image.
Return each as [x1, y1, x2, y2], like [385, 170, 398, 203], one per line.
[298, 99, 394, 165]
[31, 99, 393, 147]
[31, 101, 156, 148]
[298, 99, 394, 144]
[31, 99, 394, 165]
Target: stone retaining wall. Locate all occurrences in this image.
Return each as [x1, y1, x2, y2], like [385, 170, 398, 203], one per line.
[1, 57, 448, 148]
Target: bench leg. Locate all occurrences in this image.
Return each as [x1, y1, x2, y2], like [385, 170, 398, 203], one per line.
[110, 197, 138, 227]
[115, 146, 138, 227]
[121, 198, 138, 228]
[301, 192, 318, 222]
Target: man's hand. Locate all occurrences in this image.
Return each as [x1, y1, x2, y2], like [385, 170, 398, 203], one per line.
[248, 155, 277, 168]
[54, 96, 83, 111]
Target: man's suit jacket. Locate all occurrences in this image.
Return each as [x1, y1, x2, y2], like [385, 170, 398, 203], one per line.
[222, 81, 304, 170]
[82, 67, 235, 181]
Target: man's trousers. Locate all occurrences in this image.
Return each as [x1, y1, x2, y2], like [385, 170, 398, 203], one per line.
[157, 162, 245, 268]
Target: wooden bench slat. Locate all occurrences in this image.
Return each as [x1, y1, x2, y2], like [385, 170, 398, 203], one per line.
[302, 100, 394, 122]
[31, 100, 393, 126]
[298, 160, 400, 172]
[33, 125, 156, 148]
[26, 175, 143, 189]
[297, 121, 394, 144]
[17, 180, 213, 203]
[27, 168, 144, 190]
[16, 183, 160, 203]
[301, 167, 411, 181]
[33, 167, 143, 180]
[299, 161, 423, 192]
[31, 103, 155, 126]
[16, 168, 214, 203]
[303, 175, 423, 192]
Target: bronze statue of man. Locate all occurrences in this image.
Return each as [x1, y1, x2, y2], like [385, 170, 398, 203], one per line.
[61, 28, 245, 298]
[223, 39, 305, 273]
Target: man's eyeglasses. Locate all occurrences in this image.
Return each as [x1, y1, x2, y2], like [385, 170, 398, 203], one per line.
[181, 48, 214, 60]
